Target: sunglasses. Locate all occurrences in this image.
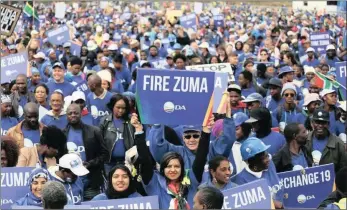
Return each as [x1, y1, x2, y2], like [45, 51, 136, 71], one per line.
[284, 93, 295, 98]
[184, 134, 200, 139]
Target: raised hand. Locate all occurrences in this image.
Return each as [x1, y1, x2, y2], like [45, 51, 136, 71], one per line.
[202, 114, 215, 133]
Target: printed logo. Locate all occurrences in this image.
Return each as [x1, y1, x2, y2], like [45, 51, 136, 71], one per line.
[24, 138, 37, 148]
[67, 142, 85, 153]
[297, 194, 315, 204]
[163, 101, 186, 113]
[5, 70, 18, 77]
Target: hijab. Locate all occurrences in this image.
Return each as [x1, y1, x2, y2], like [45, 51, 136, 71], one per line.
[25, 168, 50, 206]
[105, 164, 136, 199]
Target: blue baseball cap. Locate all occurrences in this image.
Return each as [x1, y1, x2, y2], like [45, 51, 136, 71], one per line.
[182, 125, 202, 133]
[278, 66, 294, 78]
[233, 112, 249, 127]
[242, 93, 263, 103]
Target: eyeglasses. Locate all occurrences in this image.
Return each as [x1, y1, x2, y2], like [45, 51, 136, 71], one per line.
[184, 134, 200, 139]
[284, 93, 295, 98]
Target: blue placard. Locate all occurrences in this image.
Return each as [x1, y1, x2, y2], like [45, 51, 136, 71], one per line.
[136, 69, 215, 125]
[277, 164, 335, 208]
[213, 15, 224, 28]
[46, 25, 70, 46]
[1, 52, 28, 84]
[343, 29, 347, 48]
[223, 179, 272, 209]
[336, 62, 347, 99]
[70, 41, 82, 56]
[310, 32, 330, 56]
[213, 72, 228, 113]
[1, 167, 34, 209]
[180, 13, 197, 29]
[81, 196, 159, 209]
[199, 16, 210, 27]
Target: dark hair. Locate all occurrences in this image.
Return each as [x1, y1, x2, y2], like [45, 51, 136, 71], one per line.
[284, 123, 300, 143]
[107, 94, 130, 121]
[196, 186, 224, 209]
[208, 156, 229, 181]
[240, 71, 253, 83]
[105, 164, 136, 199]
[284, 51, 298, 65]
[141, 62, 152, 68]
[40, 126, 67, 152]
[336, 167, 347, 194]
[51, 91, 64, 101]
[173, 54, 187, 63]
[9, 80, 16, 91]
[257, 63, 267, 79]
[243, 60, 254, 68]
[149, 45, 158, 51]
[1, 136, 20, 167]
[321, 63, 330, 70]
[69, 56, 83, 66]
[34, 83, 49, 95]
[113, 54, 123, 63]
[209, 56, 221, 64]
[160, 152, 185, 183]
[240, 123, 252, 139]
[235, 41, 244, 51]
[105, 67, 116, 79]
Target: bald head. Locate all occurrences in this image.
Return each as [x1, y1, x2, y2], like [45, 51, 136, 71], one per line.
[24, 102, 39, 129]
[87, 74, 102, 92]
[24, 102, 39, 114]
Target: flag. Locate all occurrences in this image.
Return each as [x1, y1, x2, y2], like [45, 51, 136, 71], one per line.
[313, 71, 340, 89]
[23, 1, 39, 20]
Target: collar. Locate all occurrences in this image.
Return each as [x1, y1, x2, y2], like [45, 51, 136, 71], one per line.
[46, 110, 66, 117]
[245, 164, 263, 178]
[93, 89, 107, 99]
[308, 131, 335, 149]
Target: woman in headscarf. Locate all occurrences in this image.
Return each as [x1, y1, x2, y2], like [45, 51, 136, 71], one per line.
[15, 168, 50, 207]
[91, 164, 141, 200]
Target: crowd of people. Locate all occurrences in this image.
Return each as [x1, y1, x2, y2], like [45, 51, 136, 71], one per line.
[1, 1, 347, 209]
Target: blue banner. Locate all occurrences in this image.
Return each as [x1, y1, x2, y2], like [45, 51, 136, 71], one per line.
[1, 167, 34, 209]
[46, 25, 70, 46]
[180, 13, 197, 29]
[222, 179, 272, 209]
[70, 41, 82, 56]
[336, 62, 347, 99]
[343, 29, 347, 48]
[213, 15, 224, 28]
[136, 69, 215, 125]
[199, 16, 210, 27]
[82, 196, 159, 209]
[310, 32, 330, 56]
[1, 52, 29, 84]
[277, 164, 335, 208]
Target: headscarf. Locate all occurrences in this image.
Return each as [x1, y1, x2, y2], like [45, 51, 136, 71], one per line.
[24, 168, 50, 206]
[105, 165, 136, 199]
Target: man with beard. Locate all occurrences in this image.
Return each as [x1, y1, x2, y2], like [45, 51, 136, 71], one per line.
[273, 123, 312, 172]
[17, 125, 67, 168]
[63, 104, 108, 201]
[305, 109, 347, 173]
[7, 102, 44, 148]
[324, 44, 341, 71]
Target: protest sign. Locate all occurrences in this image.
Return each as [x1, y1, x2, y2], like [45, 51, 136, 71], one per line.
[277, 163, 335, 208]
[213, 15, 224, 28]
[46, 25, 71, 45]
[213, 72, 228, 113]
[194, 2, 203, 14]
[186, 63, 234, 82]
[70, 40, 82, 56]
[0, 3, 22, 36]
[136, 69, 215, 125]
[54, 2, 66, 19]
[223, 179, 272, 209]
[199, 15, 210, 27]
[151, 59, 168, 69]
[1, 52, 29, 84]
[336, 62, 347, 99]
[82, 196, 159, 209]
[1, 167, 34, 209]
[310, 32, 330, 56]
[343, 29, 347, 48]
[180, 13, 197, 29]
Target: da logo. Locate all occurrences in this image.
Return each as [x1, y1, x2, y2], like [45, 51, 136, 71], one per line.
[24, 138, 34, 147]
[67, 142, 85, 153]
[163, 101, 186, 113]
[90, 105, 109, 118]
[297, 194, 315, 204]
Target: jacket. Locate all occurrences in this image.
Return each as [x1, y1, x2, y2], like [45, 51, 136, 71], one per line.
[305, 131, 347, 173]
[7, 120, 45, 148]
[99, 115, 135, 162]
[64, 123, 108, 188]
[273, 144, 313, 173]
[10, 91, 36, 118]
[318, 190, 345, 209]
[17, 145, 56, 168]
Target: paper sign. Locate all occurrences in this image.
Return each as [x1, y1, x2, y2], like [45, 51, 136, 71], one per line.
[136, 69, 215, 125]
[186, 63, 234, 82]
[82, 196, 159, 209]
[213, 72, 228, 113]
[336, 62, 347, 99]
[277, 164, 335, 208]
[100, 1, 108, 9]
[211, 8, 220, 16]
[70, 41, 82, 56]
[151, 59, 168, 69]
[1, 52, 29, 84]
[46, 25, 70, 45]
[54, 2, 66, 19]
[0, 3, 22, 36]
[1, 167, 34, 209]
[194, 2, 203, 14]
[223, 179, 272, 209]
[180, 13, 197, 29]
[199, 16, 210, 27]
[310, 32, 330, 56]
[213, 15, 224, 28]
[166, 10, 183, 20]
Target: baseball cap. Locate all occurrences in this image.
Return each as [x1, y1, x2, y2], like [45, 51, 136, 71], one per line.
[233, 112, 249, 127]
[144, 32, 150, 36]
[242, 93, 263, 103]
[72, 91, 86, 102]
[103, 33, 110, 41]
[305, 47, 315, 53]
[58, 153, 89, 176]
[245, 108, 262, 123]
[311, 109, 329, 122]
[52, 62, 63, 69]
[304, 66, 316, 74]
[33, 52, 46, 59]
[182, 125, 202, 133]
[338, 101, 346, 112]
[281, 83, 297, 96]
[108, 44, 118, 51]
[227, 84, 241, 92]
[319, 89, 336, 98]
[326, 44, 335, 51]
[303, 93, 321, 106]
[63, 42, 71, 48]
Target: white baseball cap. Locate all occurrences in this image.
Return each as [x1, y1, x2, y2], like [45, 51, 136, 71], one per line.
[326, 44, 335, 51]
[108, 44, 118, 51]
[305, 47, 315, 53]
[72, 91, 86, 102]
[319, 89, 336, 98]
[33, 52, 46, 59]
[304, 66, 316, 74]
[102, 33, 110, 41]
[58, 153, 89, 176]
[96, 25, 103, 33]
[338, 101, 346, 112]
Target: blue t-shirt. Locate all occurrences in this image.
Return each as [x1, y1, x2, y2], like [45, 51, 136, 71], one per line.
[74, 81, 91, 99]
[111, 79, 124, 94]
[46, 80, 76, 98]
[241, 86, 256, 98]
[291, 150, 309, 169]
[1, 117, 18, 136]
[22, 127, 41, 148]
[67, 128, 86, 161]
[111, 119, 126, 160]
[40, 114, 68, 130]
[18, 95, 27, 120]
[257, 131, 286, 156]
[312, 136, 328, 153]
[81, 113, 94, 126]
[86, 91, 113, 126]
[50, 176, 84, 205]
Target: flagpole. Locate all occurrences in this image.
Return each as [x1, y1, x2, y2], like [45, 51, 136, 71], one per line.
[32, 0, 35, 30]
